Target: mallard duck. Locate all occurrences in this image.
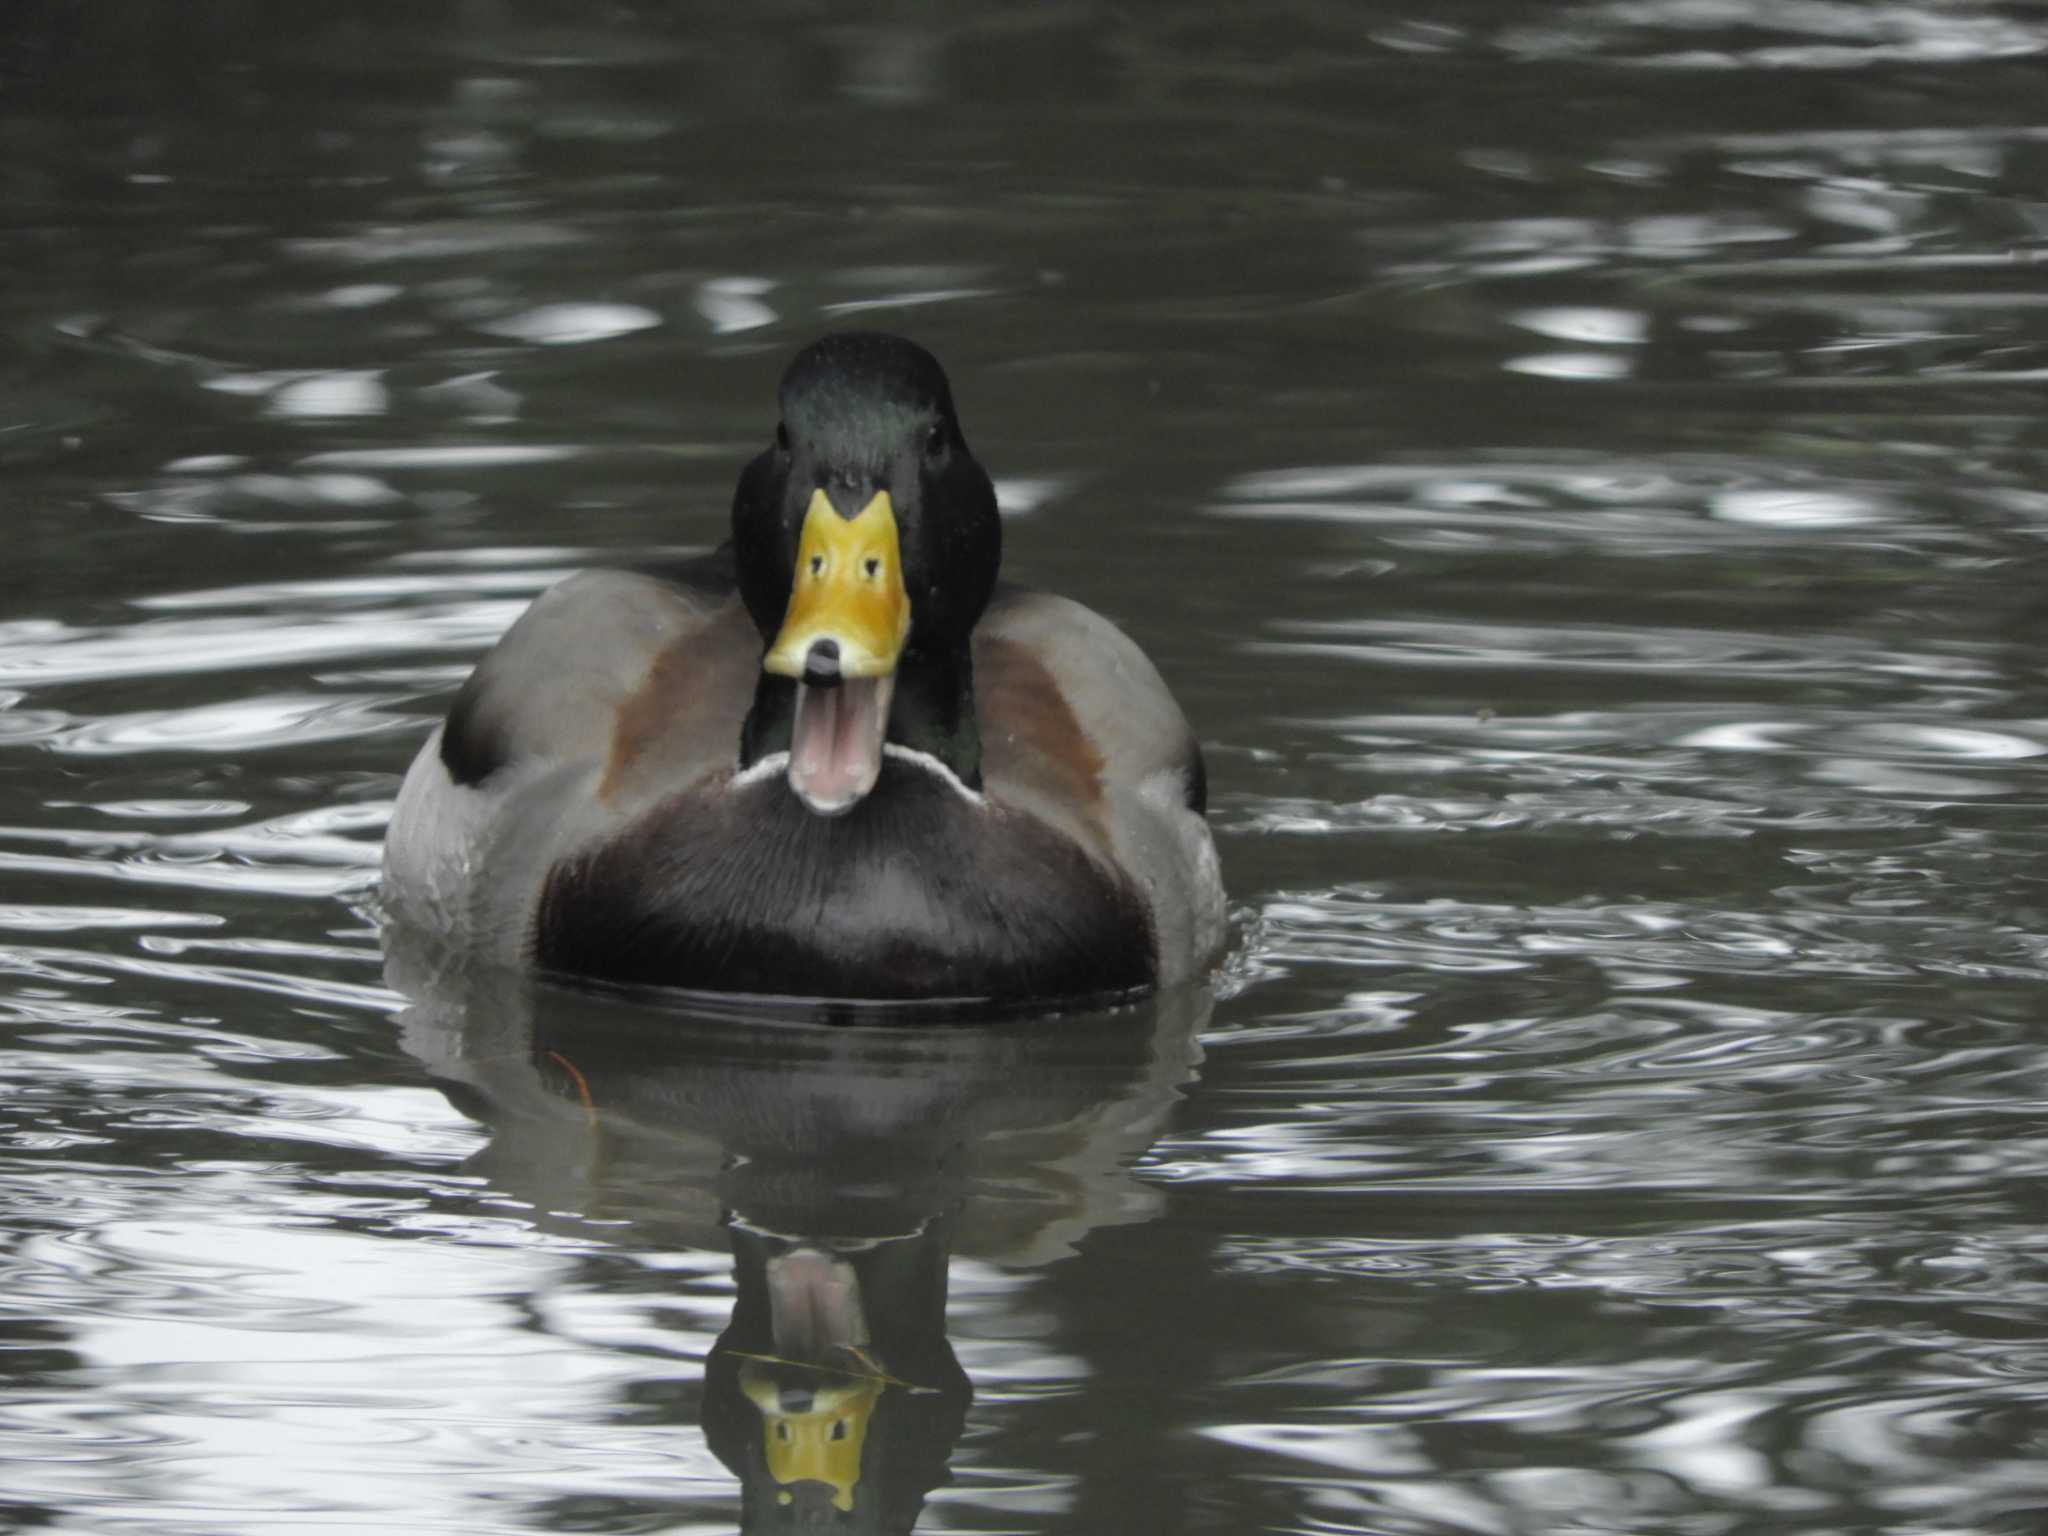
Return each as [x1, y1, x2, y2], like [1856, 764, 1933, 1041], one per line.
[383, 332, 1224, 1001]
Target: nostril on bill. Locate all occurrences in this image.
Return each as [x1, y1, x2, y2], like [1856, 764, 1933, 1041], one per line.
[803, 638, 842, 688]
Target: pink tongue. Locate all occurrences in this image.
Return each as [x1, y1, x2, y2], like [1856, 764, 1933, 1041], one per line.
[788, 676, 892, 816]
[765, 1248, 868, 1359]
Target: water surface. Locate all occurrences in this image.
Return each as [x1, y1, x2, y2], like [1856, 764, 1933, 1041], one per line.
[4, 4, 2048, 1532]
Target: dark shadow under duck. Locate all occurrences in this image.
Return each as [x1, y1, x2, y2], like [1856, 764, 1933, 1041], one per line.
[388, 936, 1208, 1531]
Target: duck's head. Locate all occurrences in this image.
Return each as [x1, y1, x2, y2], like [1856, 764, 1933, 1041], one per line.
[733, 333, 1000, 815]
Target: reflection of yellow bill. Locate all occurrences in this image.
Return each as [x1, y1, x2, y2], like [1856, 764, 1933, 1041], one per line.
[764, 489, 911, 679]
[741, 1362, 884, 1512]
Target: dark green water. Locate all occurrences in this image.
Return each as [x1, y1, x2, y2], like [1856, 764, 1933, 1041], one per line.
[5, 4, 2048, 1532]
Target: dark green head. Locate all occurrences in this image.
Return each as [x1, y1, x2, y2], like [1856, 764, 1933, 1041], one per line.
[733, 334, 1002, 801]
[731, 332, 1001, 666]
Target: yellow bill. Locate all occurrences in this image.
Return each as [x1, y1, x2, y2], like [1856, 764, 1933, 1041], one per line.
[763, 489, 911, 680]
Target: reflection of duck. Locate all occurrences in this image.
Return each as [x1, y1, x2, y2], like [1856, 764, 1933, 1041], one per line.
[391, 943, 1207, 1530]
[383, 331, 1224, 1001]
[709, 1225, 965, 1531]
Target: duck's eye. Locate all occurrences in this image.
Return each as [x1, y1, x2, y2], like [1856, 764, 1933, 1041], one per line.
[775, 422, 790, 453]
[809, 554, 824, 577]
[863, 556, 880, 579]
[924, 422, 947, 459]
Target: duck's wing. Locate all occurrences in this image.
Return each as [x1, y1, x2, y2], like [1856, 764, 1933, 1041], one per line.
[975, 586, 1225, 984]
[383, 555, 759, 958]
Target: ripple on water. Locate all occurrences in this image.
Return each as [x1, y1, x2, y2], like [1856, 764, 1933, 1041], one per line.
[1213, 459, 1951, 550]
[1179, 1189, 2048, 1527]
[0, 605, 529, 689]
[50, 695, 415, 756]
[1493, 1, 2048, 69]
[0, 1213, 739, 1532]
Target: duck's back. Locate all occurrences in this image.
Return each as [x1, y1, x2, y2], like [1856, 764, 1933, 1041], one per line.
[974, 586, 1223, 986]
[382, 559, 753, 957]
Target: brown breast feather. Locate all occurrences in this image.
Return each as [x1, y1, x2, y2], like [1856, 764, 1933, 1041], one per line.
[598, 601, 759, 805]
[975, 633, 1115, 856]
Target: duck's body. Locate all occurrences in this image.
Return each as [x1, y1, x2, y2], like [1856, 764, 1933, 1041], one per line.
[382, 333, 1224, 1001]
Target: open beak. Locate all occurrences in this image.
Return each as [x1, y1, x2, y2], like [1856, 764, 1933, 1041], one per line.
[763, 489, 910, 816]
